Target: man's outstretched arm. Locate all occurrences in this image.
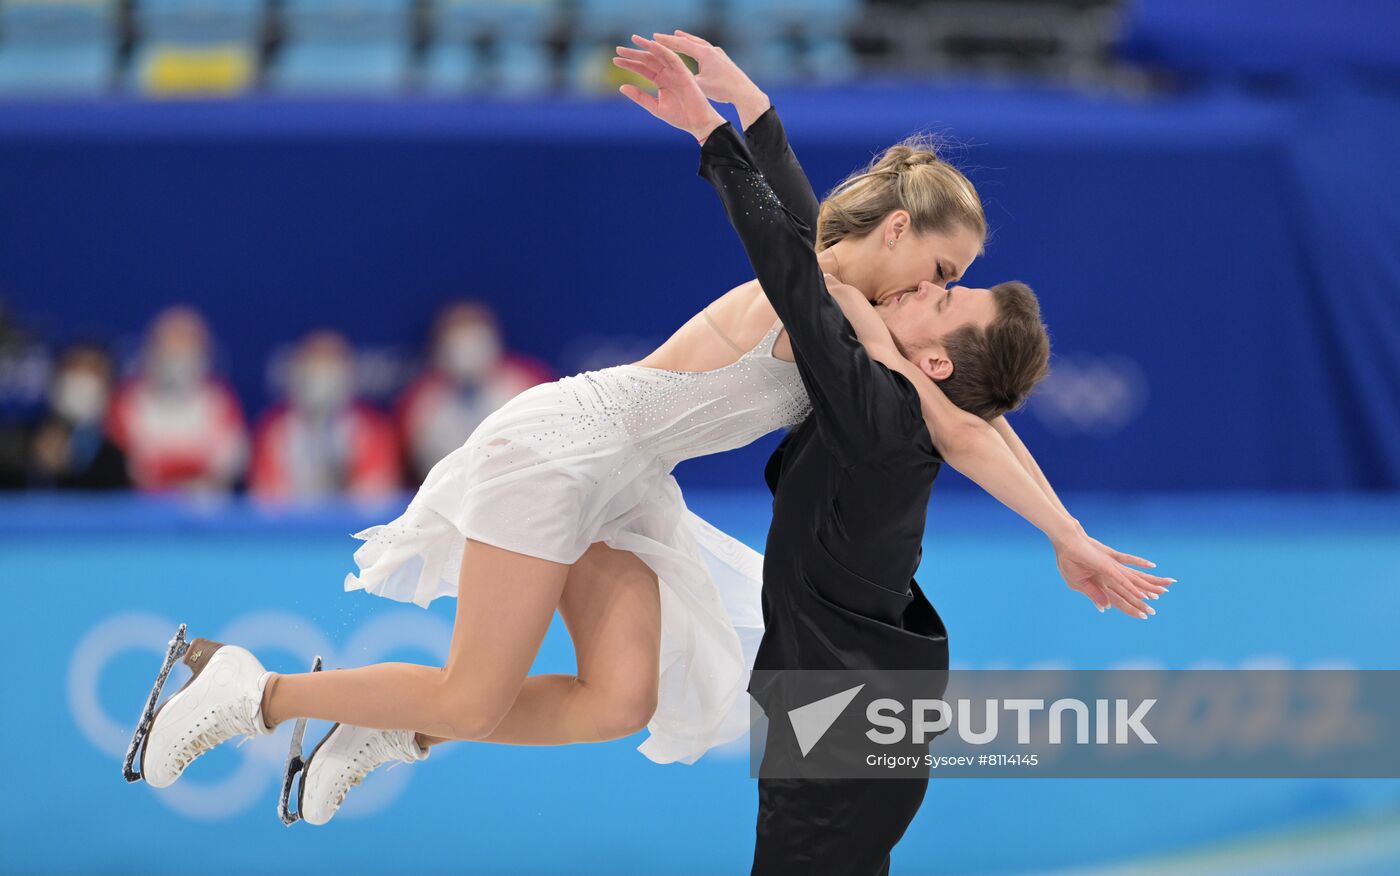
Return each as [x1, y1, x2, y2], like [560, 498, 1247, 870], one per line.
[651, 30, 821, 238]
[614, 34, 907, 463]
[742, 105, 820, 243]
[698, 122, 913, 464]
[742, 103, 820, 237]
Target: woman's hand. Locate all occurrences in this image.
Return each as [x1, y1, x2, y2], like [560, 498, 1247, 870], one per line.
[651, 31, 771, 129]
[1086, 535, 1161, 571]
[613, 35, 727, 144]
[1053, 529, 1174, 618]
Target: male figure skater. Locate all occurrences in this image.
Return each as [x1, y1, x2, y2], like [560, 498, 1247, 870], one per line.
[697, 109, 1023, 876]
[620, 33, 1166, 874]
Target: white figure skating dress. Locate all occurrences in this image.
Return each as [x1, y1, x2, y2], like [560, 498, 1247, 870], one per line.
[345, 319, 809, 763]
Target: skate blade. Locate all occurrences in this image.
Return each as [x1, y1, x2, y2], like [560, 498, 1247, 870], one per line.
[278, 654, 324, 825]
[123, 624, 189, 783]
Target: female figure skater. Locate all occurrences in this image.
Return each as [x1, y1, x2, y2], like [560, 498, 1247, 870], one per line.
[127, 33, 1166, 827]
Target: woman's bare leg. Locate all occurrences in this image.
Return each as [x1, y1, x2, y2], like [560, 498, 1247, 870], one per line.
[418, 541, 661, 748]
[261, 539, 569, 741]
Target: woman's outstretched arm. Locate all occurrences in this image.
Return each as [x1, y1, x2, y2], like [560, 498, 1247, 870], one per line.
[991, 415, 1070, 515]
[822, 275, 1172, 615]
[989, 414, 1159, 570]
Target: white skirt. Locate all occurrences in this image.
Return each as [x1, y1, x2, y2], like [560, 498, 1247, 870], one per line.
[343, 374, 766, 764]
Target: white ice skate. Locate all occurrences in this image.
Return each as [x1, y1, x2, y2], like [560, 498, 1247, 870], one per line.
[295, 723, 429, 826]
[124, 627, 276, 788]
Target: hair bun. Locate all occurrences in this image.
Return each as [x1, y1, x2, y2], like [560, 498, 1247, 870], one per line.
[871, 140, 943, 176]
[816, 133, 984, 252]
[898, 151, 939, 171]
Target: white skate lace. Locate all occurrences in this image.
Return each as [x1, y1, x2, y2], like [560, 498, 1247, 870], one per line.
[330, 731, 421, 810]
[167, 696, 267, 774]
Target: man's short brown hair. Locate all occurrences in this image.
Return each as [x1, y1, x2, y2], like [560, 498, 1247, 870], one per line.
[937, 281, 1050, 420]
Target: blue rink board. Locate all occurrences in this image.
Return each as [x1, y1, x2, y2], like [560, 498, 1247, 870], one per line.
[1, 490, 1398, 875]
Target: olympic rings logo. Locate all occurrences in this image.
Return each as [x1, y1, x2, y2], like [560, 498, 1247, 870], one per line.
[68, 610, 453, 821]
[1029, 354, 1148, 438]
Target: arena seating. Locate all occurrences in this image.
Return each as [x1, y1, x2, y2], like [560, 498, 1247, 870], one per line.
[131, 0, 263, 95]
[269, 0, 415, 94]
[423, 0, 558, 93]
[0, 0, 116, 94]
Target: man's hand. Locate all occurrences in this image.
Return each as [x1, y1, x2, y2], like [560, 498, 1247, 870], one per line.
[613, 35, 727, 144]
[1053, 530, 1174, 618]
[651, 31, 770, 129]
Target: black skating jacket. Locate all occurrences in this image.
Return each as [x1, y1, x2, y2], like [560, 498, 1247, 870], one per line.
[697, 110, 949, 693]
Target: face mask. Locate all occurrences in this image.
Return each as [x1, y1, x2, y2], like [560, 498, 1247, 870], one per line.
[151, 351, 205, 392]
[51, 372, 108, 424]
[291, 364, 353, 414]
[437, 326, 502, 384]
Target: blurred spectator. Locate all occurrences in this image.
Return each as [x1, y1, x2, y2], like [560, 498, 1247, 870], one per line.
[250, 329, 401, 500]
[107, 306, 248, 492]
[26, 344, 130, 490]
[0, 427, 22, 487]
[396, 301, 551, 482]
[0, 305, 42, 485]
[0, 302, 50, 422]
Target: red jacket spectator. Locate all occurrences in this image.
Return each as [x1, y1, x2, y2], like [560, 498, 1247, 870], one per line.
[250, 329, 401, 500]
[398, 301, 551, 482]
[107, 377, 247, 491]
[107, 307, 247, 492]
[250, 401, 400, 499]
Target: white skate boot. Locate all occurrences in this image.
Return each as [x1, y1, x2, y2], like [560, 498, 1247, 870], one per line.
[136, 635, 276, 789]
[297, 723, 429, 825]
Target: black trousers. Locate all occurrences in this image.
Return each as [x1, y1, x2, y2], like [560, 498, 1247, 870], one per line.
[751, 776, 929, 876]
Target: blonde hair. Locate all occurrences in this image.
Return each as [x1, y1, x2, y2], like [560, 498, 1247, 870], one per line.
[816, 137, 986, 252]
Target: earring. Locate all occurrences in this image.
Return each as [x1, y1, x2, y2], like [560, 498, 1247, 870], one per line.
[886, 238, 895, 249]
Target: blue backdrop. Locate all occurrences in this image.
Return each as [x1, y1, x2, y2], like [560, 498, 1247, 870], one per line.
[2, 80, 1398, 491]
[1121, 0, 1400, 79]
